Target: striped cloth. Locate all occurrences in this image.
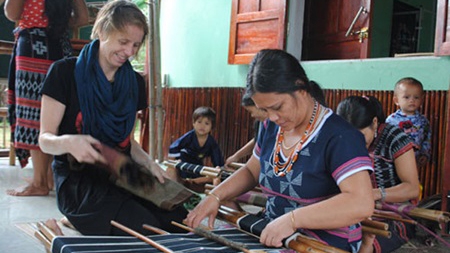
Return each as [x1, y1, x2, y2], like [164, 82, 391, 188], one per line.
[51, 228, 286, 253]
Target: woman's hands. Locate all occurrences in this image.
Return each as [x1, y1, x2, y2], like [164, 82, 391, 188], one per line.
[184, 194, 221, 229]
[145, 159, 167, 184]
[63, 134, 107, 164]
[260, 212, 296, 247]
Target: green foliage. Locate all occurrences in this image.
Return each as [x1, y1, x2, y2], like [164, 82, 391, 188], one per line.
[130, 0, 149, 72]
[132, 0, 148, 9]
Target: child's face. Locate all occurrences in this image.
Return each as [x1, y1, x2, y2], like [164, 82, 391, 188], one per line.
[244, 105, 268, 121]
[193, 116, 212, 136]
[394, 83, 424, 115]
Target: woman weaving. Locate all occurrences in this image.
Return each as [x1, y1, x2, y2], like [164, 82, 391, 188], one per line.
[337, 96, 420, 253]
[185, 49, 374, 252]
[38, 0, 187, 235]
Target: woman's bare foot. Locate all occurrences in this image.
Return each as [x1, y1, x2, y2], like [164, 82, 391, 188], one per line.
[6, 184, 49, 196]
[60, 216, 76, 230]
[45, 218, 64, 236]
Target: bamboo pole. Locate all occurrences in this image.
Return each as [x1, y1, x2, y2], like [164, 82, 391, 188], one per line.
[362, 226, 392, 238]
[153, 0, 164, 163]
[361, 219, 389, 230]
[371, 213, 417, 225]
[147, 0, 155, 158]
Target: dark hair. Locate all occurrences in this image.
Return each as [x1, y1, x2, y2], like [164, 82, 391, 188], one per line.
[336, 96, 385, 129]
[241, 92, 255, 107]
[395, 77, 424, 93]
[45, 0, 73, 37]
[244, 49, 325, 104]
[192, 106, 216, 128]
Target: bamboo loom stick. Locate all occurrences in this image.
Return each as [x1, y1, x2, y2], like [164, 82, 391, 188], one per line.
[34, 221, 58, 252]
[111, 220, 174, 253]
[408, 208, 450, 223]
[142, 224, 170, 235]
[171, 221, 263, 253]
[361, 219, 389, 230]
[37, 221, 56, 242]
[362, 226, 392, 238]
[34, 230, 51, 250]
[376, 203, 450, 223]
[295, 235, 349, 253]
[163, 160, 220, 177]
[371, 213, 417, 225]
[228, 162, 245, 170]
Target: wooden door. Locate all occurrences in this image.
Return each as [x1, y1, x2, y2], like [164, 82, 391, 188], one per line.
[302, 0, 372, 60]
[435, 0, 450, 55]
[228, 0, 287, 64]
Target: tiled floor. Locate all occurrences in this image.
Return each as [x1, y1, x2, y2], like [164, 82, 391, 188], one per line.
[0, 157, 61, 253]
[0, 157, 449, 253]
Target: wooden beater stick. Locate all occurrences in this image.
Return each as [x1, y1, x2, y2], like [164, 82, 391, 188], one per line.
[371, 213, 418, 225]
[171, 221, 262, 253]
[142, 224, 170, 235]
[111, 221, 174, 253]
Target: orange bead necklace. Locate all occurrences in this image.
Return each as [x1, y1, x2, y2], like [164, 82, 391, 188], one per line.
[273, 101, 318, 177]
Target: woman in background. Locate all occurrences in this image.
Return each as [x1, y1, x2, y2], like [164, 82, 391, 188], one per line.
[5, 0, 88, 196]
[337, 96, 419, 253]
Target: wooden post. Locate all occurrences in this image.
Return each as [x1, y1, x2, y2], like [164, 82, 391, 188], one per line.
[441, 88, 450, 236]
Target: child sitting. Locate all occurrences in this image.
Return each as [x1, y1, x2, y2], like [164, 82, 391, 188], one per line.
[168, 106, 224, 190]
[386, 77, 431, 169]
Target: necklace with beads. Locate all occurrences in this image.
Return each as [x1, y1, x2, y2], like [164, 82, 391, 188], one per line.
[273, 101, 319, 177]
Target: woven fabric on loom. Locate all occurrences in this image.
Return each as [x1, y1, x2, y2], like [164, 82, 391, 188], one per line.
[51, 228, 289, 253]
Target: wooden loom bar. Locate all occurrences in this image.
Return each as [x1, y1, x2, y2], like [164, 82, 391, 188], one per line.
[143, 224, 170, 235]
[34, 230, 51, 250]
[361, 219, 389, 230]
[217, 206, 349, 253]
[163, 160, 221, 178]
[111, 220, 174, 253]
[371, 213, 418, 225]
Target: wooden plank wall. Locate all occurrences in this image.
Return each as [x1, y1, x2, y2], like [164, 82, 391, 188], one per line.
[142, 87, 448, 199]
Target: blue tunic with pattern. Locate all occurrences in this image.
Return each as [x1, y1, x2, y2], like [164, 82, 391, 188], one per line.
[168, 129, 224, 178]
[386, 109, 431, 160]
[254, 110, 373, 252]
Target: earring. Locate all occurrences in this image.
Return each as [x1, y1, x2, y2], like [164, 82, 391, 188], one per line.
[374, 124, 378, 139]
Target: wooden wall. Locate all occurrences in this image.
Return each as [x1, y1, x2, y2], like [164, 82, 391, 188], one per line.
[141, 87, 448, 200]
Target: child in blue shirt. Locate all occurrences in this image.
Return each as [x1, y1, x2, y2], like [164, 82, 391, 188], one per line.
[168, 106, 224, 180]
[386, 77, 431, 169]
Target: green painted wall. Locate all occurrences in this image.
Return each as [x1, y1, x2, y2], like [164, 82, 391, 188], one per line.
[160, 0, 449, 90]
[160, 0, 247, 88]
[303, 57, 450, 90]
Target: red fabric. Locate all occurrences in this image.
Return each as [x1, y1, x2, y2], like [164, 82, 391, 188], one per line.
[19, 0, 49, 29]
